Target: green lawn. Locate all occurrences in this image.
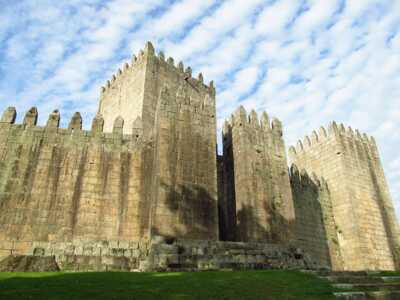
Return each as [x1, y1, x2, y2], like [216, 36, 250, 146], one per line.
[0, 270, 340, 300]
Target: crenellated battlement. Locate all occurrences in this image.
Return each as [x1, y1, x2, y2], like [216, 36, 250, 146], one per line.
[0, 106, 144, 149]
[100, 42, 215, 97]
[223, 106, 283, 139]
[288, 121, 378, 161]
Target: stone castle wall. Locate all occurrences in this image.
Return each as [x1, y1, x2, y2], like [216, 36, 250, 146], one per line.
[289, 123, 400, 271]
[143, 46, 218, 240]
[0, 41, 398, 272]
[0, 107, 152, 261]
[82, 42, 218, 241]
[290, 165, 343, 270]
[219, 107, 295, 243]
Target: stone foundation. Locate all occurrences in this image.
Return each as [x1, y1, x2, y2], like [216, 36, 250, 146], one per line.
[1, 237, 315, 272]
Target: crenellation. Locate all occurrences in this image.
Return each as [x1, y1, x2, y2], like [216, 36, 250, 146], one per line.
[290, 163, 300, 179]
[0, 107, 16, 124]
[260, 111, 270, 130]
[46, 110, 60, 129]
[355, 129, 362, 139]
[198, 72, 203, 83]
[178, 61, 184, 72]
[311, 130, 318, 143]
[303, 136, 311, 148]
[248, 109, 259, 128]
[271, 117, 282, 136]
[296, 140, 304, 152]
[347, 126, 354, 137]
[167, 57, 174, 66]
[233, 105, 247, 126]
[91, 114, 104, 136]
[158, 51, 165, 61]
[23, 107, 38, 127]
[328, 121, 339, 135]
[319, 126, 327, 139]
[143, 41, 155, 56]
[288, 146, 297, 158]
[69, 112, 82, 131]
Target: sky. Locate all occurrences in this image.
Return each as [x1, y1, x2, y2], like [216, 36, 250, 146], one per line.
[0, 0, 399, 216]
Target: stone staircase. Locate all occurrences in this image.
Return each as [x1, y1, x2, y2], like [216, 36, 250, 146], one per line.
[318, 271, 400, 299]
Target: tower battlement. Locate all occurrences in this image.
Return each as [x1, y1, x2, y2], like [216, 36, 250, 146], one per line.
[100, 42, 215, 103]
[0, 106, 143, 147]
[223, 106, 283, 136]
[289, 122, 378, 160]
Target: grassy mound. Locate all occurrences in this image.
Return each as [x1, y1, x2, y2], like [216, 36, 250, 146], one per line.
[0, 270, 339, 300]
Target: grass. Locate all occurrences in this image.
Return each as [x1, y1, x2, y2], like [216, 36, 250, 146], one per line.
[0, 270, 341, 300]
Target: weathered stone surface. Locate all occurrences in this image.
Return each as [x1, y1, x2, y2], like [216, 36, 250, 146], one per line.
[0, 41, 398, 272]
[1, 238, 311, 272]
[290, 167, 343, 270]
[219, 108, 295, 243]
[0, 255, 60, 272]
[289, 124, 400, 271]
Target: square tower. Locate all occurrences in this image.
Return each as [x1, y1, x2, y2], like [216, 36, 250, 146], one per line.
[98, 42, 219, 240]
[289, 123, 400, 271]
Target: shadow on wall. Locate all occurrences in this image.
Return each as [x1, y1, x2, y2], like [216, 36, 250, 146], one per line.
[367, 157, 400, 269]
[151, 181, 218, 240]
[290, 168, 333, 269]
[235, 199, 294, 244]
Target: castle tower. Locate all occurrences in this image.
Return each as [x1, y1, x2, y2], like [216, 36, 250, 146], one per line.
[220, 107, 295, 243]
[289, 123, 400, 271]
[98, 42, 219, 240]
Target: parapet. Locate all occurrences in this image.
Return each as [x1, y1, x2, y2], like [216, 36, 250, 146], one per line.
[100, 41, 215, 97]
[289, 121, 378, 161]
[0, 106, 145, 148]
[226, 106, 283, 137]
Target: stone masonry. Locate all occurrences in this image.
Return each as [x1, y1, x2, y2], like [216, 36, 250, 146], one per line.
[289, 123, 400, 271]
[0, 42, 398, 272]
[290, 165, 343, 270]
[219, 107, 295, 244]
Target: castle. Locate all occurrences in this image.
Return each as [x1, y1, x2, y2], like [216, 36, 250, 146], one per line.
[0, 42, 399, 272]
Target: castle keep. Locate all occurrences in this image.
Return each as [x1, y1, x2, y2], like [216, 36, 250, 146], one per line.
[0, 42, 398, 272]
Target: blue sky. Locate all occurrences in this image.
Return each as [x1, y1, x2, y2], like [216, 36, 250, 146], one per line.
[0, 0, 399, 216]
